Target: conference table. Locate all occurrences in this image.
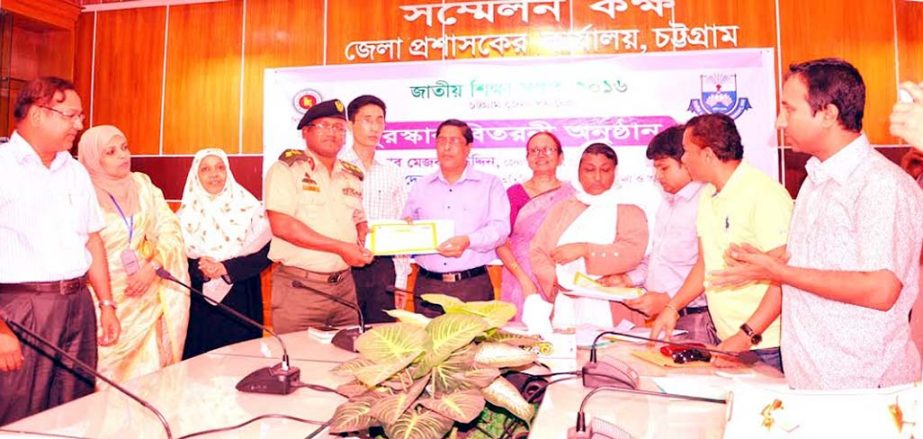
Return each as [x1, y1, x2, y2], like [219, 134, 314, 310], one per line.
[1, 330, 784, 438]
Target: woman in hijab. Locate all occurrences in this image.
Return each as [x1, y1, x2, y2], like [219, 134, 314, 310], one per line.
[528, 142, 649, 331]
[178, 148, 271, 359]
[77, 125, 189, 383]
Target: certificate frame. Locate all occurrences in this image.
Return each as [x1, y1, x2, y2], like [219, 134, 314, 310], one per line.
[368, 221, 440, 256]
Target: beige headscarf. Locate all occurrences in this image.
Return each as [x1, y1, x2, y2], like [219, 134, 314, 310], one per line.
[176, 148, 268, 260]
[77, 125, 140, 216]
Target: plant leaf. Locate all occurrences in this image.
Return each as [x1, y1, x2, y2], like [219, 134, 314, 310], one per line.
[482, 377, 535, 425]
[426, 346, 476, 393]
[354, 352, 420, 387]
[329, 398, 376, 434]
[384, 409, 454, 439]
[442, 301, 518, 329]
[336, 380, 371, 398]
[473, 342, 537, 368]
[355, 323, 429, 364]
[415, 314, 490, 377]
[483, 329, 544, 347]
[418, 389, 486, 423]
[386, 309, 432, 327]
[369, 376, 429, 425]
[331, 357, 377, 377]
[455, 367, 501, 390]
[420, 293, 465, 310]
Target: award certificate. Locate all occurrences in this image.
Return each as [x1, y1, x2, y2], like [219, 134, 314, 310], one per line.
[367, 221, 447, 256]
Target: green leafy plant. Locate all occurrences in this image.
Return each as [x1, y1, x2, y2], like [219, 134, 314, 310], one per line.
[328, 294, 549, 439]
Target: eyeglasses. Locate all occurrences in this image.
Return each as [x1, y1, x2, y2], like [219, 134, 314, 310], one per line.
[41, 106, 85, 123]
[308, 122, 347, 133]
[436, 136, 467, 146]
[527, 146, 557, 156]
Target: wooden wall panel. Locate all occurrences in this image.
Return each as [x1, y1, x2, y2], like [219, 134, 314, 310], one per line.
[672, 0, 776, 49]
[11, 26, 74, 81]
[326, 0, 442, 64]
[4, 0, 81, 30]
[896, 1, 923, 84]
[241, 0, 324, 154]
[92, 7, 166, 155]
[162, 0, 243, 155]
[73, 13, 94, 108]
[779, 0, 897, 144]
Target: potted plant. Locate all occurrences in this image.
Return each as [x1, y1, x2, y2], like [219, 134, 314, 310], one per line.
[328, 294, 549, 439]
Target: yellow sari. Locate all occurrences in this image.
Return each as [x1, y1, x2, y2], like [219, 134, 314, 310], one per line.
[91, 172, 190, 383]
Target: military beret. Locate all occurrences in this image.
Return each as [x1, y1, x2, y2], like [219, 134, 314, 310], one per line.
[296, 99, 346, 130]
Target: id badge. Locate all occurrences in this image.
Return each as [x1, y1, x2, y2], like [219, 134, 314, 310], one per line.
[121, 249, 141, 275]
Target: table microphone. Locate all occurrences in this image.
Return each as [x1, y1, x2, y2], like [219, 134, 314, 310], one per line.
[291, 280, 368, 352]
[0, 311, 173, 439]
[566, 384, 727, 439]
[583, 330, 758, 389]
[155, 267, 301, 395]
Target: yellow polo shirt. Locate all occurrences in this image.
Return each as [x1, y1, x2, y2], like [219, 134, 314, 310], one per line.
[697, 162, 793, 349]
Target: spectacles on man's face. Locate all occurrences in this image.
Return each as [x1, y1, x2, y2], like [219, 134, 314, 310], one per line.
[527, 146, 557, 156]
[41, 106, 85, 124]
[436, 136, 466, 147]
[308, 122, 347, 133]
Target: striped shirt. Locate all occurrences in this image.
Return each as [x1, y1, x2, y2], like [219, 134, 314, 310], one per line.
[0, 132, 104, 282]
[339, 145, 411, 287]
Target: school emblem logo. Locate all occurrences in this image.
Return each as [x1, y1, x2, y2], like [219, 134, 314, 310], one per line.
[293, 89, 323, 114]
[687, 74, 752, 119]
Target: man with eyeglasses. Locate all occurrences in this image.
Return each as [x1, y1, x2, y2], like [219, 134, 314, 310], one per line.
[339, 95, 409, 323]
[0, 77, 120, 424]
[264, 99, 373, 333]
[403, 119, 510, 317]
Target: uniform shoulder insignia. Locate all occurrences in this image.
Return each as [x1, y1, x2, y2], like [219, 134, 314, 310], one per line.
[278, 149, 310, 167]
[339, 160, 365, 181]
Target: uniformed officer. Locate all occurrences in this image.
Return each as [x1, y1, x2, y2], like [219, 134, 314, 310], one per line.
[264, 99, 373, 334]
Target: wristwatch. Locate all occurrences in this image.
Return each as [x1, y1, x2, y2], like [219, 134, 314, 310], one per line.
[98, 299, 118, 311]
[740, 323, 762, 345]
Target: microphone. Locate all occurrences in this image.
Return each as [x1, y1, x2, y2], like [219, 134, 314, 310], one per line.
[0, 311, 173, 438]
[291, 280, 368, 352]
[582, 330, 758, 389]
[155, 267, 301, 395]
[566, 384, 726, 439]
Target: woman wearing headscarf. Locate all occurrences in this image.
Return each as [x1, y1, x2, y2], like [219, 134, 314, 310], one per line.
[178, 149, 271, 359]
[496, 132, 574, 321]
[529, 142, 649, 331]
[77, 125, 189, 383]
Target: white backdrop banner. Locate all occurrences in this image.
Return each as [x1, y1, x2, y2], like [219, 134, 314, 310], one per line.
[263, 48, 778, 218]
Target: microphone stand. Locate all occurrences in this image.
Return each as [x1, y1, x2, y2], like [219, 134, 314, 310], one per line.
[291, 280, 368, 352]
[155, 268, 301, 395]
[583, 330, 757, 389]
[568, 383, 727, 439]
[588, 330, 758, 363]
[0, 315, 173, 439]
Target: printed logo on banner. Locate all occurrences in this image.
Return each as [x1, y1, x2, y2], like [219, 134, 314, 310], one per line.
[687, 74, 752, 119]
[292, 89, 323, 114]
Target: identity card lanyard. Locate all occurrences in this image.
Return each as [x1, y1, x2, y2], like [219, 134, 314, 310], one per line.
[108, 193, 141, 274]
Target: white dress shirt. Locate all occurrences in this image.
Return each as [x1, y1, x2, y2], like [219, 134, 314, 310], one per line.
[0, 132, 104, 282]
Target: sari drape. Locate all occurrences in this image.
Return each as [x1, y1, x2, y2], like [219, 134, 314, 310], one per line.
[500, 183, 574, 320]
[90, 173, 190, 383]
